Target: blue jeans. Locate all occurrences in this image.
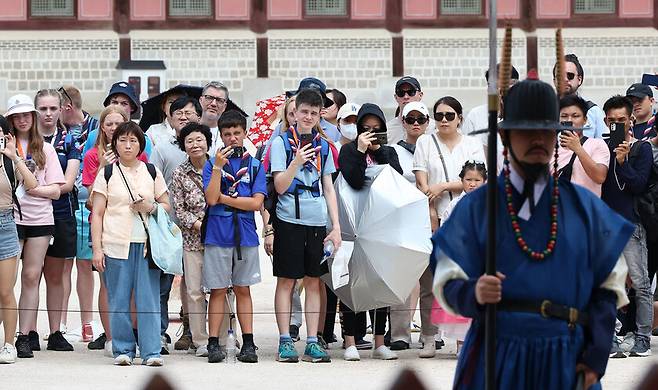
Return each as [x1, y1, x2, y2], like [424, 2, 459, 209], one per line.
[160, 272, 174, 336]
[104, 243, 161, 360]
[622, 223, 654, 338]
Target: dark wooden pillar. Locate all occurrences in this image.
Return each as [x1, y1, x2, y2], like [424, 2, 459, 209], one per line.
[520, 0, 537, 74]
[114, 0, 131, 61]
[386, 0, 403, 77]
[251, 0, 268, 78]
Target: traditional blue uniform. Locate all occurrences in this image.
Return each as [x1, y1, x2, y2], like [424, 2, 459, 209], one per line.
[433, 169, 633, 389]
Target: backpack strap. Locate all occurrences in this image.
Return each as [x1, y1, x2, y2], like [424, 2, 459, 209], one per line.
[145, 163, 157, 181]
[104, 163, 113, 183]
[3, 155, 21, 220]
[585, 100, 596, 112]
[557, 136, 588, 182]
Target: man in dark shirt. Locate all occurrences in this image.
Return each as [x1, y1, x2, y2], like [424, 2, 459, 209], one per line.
[626, 83, 656, 140]
[601, 95, 654, 357]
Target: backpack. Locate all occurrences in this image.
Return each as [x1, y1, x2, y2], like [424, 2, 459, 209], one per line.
[104, 162, 156, 183]
[631, 141, 658, 241]
[2, 155, 22, 219]
[261, 129, 331, 223]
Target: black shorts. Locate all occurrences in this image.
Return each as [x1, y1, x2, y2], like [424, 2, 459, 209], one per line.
[272, 219, 326, 279]
[16, 224, 55, 240]
[46, 217, 77, 259]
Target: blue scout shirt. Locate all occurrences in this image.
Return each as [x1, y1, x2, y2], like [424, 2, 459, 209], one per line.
[202, 156, 266, 247]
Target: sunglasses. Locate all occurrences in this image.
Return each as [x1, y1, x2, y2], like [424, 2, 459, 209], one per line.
[566, 72, 576, 81]
[58, 86, 73, 105]
[434, 112, 457, 122]
[396, 89, 417, 98]
[404, 116, 428, 125]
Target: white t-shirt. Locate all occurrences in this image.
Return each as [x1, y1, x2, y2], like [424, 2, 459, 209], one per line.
[441, 192, 466, 222]
[462, 103, 504, 174]
[412, 133, 485, 216]
[391, 143, 416, 183]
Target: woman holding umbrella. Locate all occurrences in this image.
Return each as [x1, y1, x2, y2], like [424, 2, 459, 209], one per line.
[338, 103, 402, 361]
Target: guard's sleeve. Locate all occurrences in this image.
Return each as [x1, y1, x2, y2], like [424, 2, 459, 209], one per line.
[578, 288, 617, 378]
[433, 250, 482, 318]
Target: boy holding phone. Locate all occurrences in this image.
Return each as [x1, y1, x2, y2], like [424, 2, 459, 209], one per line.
[203, 110, 266, 363]
[270, 89, 341, 363]
[601, 95, 654, 358]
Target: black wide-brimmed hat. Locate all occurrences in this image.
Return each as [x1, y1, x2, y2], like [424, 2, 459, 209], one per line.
[498, 72, 568, 131]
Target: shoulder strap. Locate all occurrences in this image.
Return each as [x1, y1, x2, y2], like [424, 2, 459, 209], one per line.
[282, 132, 294, 166]
[320, 138, 330, 176]
[145, 162, 157, 181]
[558, 136, 589, 182]
[585, 100, 596, 112]
[104, 163, 113, 183]
[430, 134, 453, 201]
[3, 155, 21, 219]
[250, 157, 261, 192]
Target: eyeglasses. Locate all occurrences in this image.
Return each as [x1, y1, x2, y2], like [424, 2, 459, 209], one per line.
[395, 89, 417, 98]
[58, 87, 73, 105]
[173, 110, 198, 119]
[566, 72, 576, 81]
[403, 116, 428, 125]
[202, 95, 227, 105]
[434, 112, 457, 122]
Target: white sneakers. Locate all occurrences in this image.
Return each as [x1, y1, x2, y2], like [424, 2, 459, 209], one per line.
[343, 345, 360, 361]
[104, 340, 113, 357]
[195, 344, 209, 357]
[419, 339, 436, 358]
[145, 357, 164, 367]
[372, 345, 398, 360]
[0, 343, 17, 364]
[113, 354, 132, 366]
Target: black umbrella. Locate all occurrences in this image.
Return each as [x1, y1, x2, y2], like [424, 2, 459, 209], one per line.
[138, 84, 248, 131]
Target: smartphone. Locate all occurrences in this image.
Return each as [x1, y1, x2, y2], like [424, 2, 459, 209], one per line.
[231, 146, 246, 159]
[607, 122, 626, 150]
[0, 135, 5, 150]
[558, 121, 573, 135]
[372, 132, 388, 145]
[641, 73, 658, 87]
[300, 133, 314, 148]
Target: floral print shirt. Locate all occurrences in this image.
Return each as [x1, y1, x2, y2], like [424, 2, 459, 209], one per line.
[170, 158, 206, 252]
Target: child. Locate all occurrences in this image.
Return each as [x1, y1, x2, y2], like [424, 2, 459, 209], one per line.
[435, 160, 487, 355]
[203, 110, 267, 363]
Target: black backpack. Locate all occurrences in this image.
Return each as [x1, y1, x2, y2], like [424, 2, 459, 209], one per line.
[104, 162, 156, 183]
[2, 155, 22, 219]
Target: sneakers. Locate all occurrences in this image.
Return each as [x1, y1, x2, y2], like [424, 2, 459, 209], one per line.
[195, 345, 209, 358]
[28, 331, 40, 351]
[343, 345, 360, 361]
[81, 323, 94, 343]
[372, 345, 398, 360]
[15, 335, 33, 358]
[104, 340, 113, 357]
[88, 333, 107, 350]
[237, 342, 259, 363]
[289, 325, 300, 342]
[113, 354, 132, 366]
[389, 340, 410, 351]
[0, 343, 17, 364]
[207, 340, 226, 363]
[629, 336, 652, 357]
[174, 334, 193, 351]
[277, 340, 299, 363]
[145, 357, 164, 367]
[160, 335, 170, 355]
[318, 335, 329, 350]
[652, 328, 658, 337]
[610, 337, 626, 358]
[620, 332, 635, 353]
[47, 331, 74, 351]
[354, 338, 372, 350]
[419, 339, 436, 358]
[302, 342, 331, 363]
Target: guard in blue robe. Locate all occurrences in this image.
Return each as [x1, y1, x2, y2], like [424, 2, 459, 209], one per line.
[432, 75, 634, 390]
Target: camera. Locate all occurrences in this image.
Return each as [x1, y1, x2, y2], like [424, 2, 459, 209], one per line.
[372, 132, 388, 146]
[230, 146, 246, 159]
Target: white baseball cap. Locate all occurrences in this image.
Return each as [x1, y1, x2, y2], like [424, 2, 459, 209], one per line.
[337, 102, 361, 121]
[6, 94, 37, 117]
[402, 101, 429, 118]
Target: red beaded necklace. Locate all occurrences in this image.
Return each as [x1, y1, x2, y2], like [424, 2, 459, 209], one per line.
[502, 147, 559, 260]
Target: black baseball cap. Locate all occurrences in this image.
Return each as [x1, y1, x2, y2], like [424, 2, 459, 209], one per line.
[626, 83, 653, 99]
[395, 76, 421, 92]
[286, 77, 334, 108]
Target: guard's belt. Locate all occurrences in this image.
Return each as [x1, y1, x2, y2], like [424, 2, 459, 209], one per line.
[498, 299, 589, 327]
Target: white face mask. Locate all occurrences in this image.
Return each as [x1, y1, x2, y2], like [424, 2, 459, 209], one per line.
[339, 123, 358, 141]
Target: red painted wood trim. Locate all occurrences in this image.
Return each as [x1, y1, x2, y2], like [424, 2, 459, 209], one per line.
[386, 0, 402, 33]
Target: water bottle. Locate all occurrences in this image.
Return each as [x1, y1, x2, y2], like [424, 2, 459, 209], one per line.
[322, 241, 335, 264]
[226, 329, 237, 364]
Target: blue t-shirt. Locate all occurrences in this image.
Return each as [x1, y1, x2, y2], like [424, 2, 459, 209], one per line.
[83, 128, 153, 160]
[45, 129, 82, 219]
[270, 134, 336, 227]
[202, 156, 267, 248]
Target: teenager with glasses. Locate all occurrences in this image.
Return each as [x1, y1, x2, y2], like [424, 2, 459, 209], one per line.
[552, 54, 607, 139]
[386, 76, 435, 145]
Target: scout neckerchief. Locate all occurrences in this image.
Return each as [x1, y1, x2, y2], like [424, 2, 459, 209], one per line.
[288, 126, 322, 173]
[222, 149, 251, 198]
[43, 124, 68, 151]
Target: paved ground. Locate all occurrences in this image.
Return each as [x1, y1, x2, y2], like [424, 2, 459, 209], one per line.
[2, 245, 657, 389]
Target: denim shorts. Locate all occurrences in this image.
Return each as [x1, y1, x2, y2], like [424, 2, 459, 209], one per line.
[0, 208, 20, 260]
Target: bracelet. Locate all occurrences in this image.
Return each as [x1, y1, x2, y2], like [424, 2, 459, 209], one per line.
[262, 227, 274, 237]
[212, 165, 222, 171]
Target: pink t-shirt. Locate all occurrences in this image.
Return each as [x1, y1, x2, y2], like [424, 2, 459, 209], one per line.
[555, 138, 610, 197]
[15, 143, 65, 226]
[82, 146, 148, 188]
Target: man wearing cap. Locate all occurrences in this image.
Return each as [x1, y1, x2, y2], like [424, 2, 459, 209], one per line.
[553, 54, 608, 139]
[462, 65, 520, 174]
[386, 76, 435, 146]
[433, 73, 633, 389]
[286, 77, 340, 142]
[82, 82, 151, 157]
[626, 83, 656, 140]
